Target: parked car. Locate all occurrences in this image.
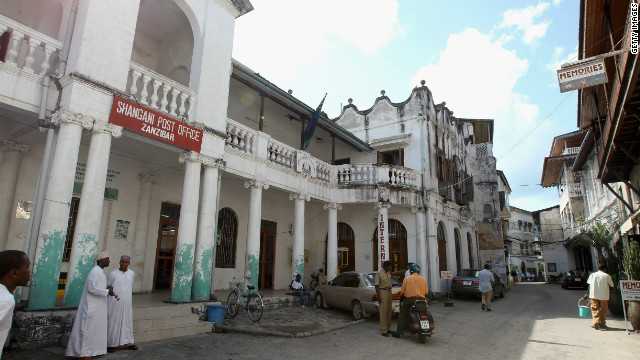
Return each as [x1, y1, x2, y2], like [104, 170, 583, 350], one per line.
[451, 269, 506, 299]
[561, 270, 588, 289]
[314, 271, 402, 320]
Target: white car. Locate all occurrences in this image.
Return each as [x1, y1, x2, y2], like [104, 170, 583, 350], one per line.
[314, 271, 402, 320]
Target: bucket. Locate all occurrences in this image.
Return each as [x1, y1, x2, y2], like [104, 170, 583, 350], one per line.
[207, 304, 226, 324]
[578, 299, 590, 318]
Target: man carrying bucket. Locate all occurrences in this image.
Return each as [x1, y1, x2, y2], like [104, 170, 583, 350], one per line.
[582, 264, 614, 330]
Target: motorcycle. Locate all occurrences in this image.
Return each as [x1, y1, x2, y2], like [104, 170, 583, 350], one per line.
[309, 268, 324, 290]
[402, 299, 435, 343]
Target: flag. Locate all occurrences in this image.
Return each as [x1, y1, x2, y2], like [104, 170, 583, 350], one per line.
[303, 93, 327, 149]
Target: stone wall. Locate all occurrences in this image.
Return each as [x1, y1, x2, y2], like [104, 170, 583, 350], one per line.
[10, 308, 76, 350]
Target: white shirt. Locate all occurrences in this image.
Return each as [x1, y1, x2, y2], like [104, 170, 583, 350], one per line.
[587, 270, 614, 300]
[0, 284, 16, 359]
[478, 269, 493, 293]
[291, 280, 304, 291]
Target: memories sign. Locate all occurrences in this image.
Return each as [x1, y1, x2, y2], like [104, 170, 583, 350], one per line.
[109, 95, 203, 152]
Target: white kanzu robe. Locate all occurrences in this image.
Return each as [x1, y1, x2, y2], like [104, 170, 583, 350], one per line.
[1, 283, 16, 359]
[65, 265, 109, 357]
[107, 268, 135, 347]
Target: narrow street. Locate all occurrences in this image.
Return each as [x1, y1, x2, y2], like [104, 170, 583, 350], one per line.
[7, 283, 638, 360]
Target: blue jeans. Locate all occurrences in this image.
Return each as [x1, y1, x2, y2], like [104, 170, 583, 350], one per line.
[292, 290, 313, 306]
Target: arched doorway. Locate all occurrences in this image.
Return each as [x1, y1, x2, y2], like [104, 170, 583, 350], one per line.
[215, 207, 238, 268]
[467, 232, 474, 268]
[325, 222, 356, 274]
[437, 222, 447, 273]
[372, 219, 407, 272]
[454, 228, 461, 272]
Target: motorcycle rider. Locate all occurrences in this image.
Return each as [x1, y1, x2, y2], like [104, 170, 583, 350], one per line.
[393, 264, 428, 338]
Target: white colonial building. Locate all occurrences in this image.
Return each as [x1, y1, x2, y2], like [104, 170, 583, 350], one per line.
[0, 0, 505, 320]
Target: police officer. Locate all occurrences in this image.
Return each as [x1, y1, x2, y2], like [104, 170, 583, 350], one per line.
[375, 260, 394, 336]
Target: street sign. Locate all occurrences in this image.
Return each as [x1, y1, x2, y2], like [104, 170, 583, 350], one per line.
[620, 280, 640, 334]
[440, 271, 453, 279]
[557, 59, 607, 93]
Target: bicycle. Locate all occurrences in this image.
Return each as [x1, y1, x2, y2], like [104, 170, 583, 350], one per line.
[225, 275, 264, 322]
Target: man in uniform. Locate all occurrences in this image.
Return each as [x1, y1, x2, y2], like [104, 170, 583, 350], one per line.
[375, 260, 394, 336]
[393, 263, 428, 338]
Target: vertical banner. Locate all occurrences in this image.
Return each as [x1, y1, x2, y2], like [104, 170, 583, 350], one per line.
[378, 211, 389, 269]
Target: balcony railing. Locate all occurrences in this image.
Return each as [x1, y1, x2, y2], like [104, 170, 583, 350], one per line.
[559, 183, 583, 208]
[0, 14, 62, 76]
[224, 118, 421, 189]
[336, 164, 420, 187]
[562, 147, 580, 155]
[127, 62, 196, 122]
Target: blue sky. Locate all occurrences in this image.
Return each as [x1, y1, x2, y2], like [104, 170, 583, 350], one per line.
[232, 0, 580, 212]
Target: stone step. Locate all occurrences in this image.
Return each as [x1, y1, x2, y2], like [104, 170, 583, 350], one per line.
[133, 313, 201, 330]
[133, 321, 213, 343]
[133, 303, 196, 319]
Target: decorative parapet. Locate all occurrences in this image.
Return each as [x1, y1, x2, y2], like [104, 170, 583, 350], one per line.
[225, 119, 255, 154]
[336, 164, 420, 188]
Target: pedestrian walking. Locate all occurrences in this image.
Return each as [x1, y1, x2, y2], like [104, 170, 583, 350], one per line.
[107, 255, 137, 353]
[66, 252, 116, 360]
[0, 250, 31, 358]
[478, 264, 493, 311]
[375, 260, 394, 336]
[582, 264, 615, 330]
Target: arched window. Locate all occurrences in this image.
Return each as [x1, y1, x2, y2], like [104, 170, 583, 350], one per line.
[454, 228, 461, 272]
[216, 207, 238, 268]
[437, 222, 447, 272]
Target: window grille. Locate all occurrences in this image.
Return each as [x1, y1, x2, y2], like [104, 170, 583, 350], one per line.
[216, 207, 238, 268]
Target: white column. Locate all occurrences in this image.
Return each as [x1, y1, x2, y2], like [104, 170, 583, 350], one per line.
[192, 157, 224, 300]
[375, 202, 391, 270]
[324, 202, 341, 281]
[133, 173, 157, 292]
[461, 229, 471, 269]
[426, 208, 439, 292]
[64, 122, 122, 307]
[0, 141, 30, 250]
[244, 180, 268, 290]
[290, 193, 310, 280]
[29, 111, 94, 309]
[171, 152, 203, 302]
[412, 207, 427, 282]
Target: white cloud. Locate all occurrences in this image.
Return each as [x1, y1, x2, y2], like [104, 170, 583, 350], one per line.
[232, 0, 403, 83]
[546, 45, 578, 88]
[500, 2, 551, 45]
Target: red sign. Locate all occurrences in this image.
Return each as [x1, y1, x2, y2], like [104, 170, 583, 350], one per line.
[109, 96, 202, 152]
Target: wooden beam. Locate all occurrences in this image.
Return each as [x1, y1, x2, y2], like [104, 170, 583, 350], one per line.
[603, 183, 635, 212]
[617, 144, 640, 165]
[610, 168, 640, 199]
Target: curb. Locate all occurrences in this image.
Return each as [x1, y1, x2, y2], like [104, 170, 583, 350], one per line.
[214, 318, 367, 338]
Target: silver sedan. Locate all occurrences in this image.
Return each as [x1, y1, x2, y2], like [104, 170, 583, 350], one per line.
[314, 271, 401, 320]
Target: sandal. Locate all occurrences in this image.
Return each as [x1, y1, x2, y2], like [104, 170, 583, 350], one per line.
[126, 344, 139, 350]
[107, 347, 117, 353]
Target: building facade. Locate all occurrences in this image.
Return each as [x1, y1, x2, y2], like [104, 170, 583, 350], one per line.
[0, 0, 505, 318]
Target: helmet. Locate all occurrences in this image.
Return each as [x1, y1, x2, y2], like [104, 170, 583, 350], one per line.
[409, 264, 421, 274]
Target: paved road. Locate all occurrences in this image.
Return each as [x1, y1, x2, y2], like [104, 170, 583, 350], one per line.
[7, 282, 639, 360]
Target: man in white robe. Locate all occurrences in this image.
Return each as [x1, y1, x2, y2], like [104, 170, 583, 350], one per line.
[107, 255, 137, 352]
[65, 252, 115, 360]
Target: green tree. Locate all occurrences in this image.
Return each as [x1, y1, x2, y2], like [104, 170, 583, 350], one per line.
[569, 222, 613, 264]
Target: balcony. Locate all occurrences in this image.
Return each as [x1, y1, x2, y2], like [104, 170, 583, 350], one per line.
[224, 118, 421, 196]
[0, 14, 62, 111]
[559, 183, 583, 210]
[562, 147, 580, 156]
[126, 62, 196, 122]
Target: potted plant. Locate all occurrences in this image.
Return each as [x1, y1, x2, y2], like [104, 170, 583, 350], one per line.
[622, 241, 640, 330]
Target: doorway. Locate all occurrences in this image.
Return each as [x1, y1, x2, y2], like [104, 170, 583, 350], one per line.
[372, 219, 407, 272]
[153, 203, 180, 292]
[325, 222, 356, 275]
[259, 220, 277, 289]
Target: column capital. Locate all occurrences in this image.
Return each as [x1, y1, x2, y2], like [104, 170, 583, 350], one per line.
[411, 207, 426, 214]
[201, 155, 226, 170]
[179, 151, 204, 164]
[1, 141, 31, 155]
[138, 173, 158, 184]
[374, 201, 391, 210]
[324, 202, 342, 211]
[92, 121, 122, 138]
[289, 193, 310, 201]
[244, 179, 269, 190]
[50, 110, 94, 130]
